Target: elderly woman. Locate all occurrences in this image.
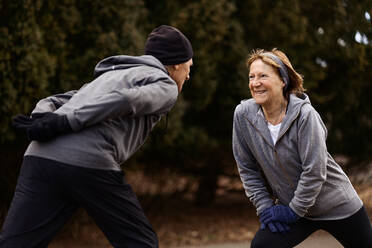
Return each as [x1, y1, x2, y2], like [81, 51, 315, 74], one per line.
[232, 48, 372, 247]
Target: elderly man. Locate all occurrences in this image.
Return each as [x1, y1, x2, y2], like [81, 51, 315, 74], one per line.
[1, 25, 193, 248]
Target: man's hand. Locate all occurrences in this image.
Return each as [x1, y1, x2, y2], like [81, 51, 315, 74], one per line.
[260, 205, 300, 225]
[12, 112, 72, 141]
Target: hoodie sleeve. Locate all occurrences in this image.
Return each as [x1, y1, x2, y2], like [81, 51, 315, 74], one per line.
[232, 105, 274, 215]
[31, 90, 77, 115]
[289, 105, 327, 217]
[62, 78, 178, 131]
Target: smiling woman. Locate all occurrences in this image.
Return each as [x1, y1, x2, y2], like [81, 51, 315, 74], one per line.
[246, 49, 305, 100]
[248, 59, 287, 125]
[246, 49, 304, 125]
[232, 48, 372, 247]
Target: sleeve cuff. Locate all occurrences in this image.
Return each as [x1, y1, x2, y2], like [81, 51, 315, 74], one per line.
[256, 199, 275, 216]
[66, 112, 81, 131]
[289, 201, 307, 217]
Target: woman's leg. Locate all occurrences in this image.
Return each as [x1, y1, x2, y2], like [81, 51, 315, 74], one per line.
[251, 218, 317, 248]
[321, 206, 372, 248]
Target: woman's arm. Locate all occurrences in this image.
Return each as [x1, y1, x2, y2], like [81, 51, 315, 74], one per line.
[289, 105, 328, 217]
[233, 106, 274, 215]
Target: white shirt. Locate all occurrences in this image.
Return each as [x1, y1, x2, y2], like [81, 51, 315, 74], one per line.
[267, 122, 281, 145]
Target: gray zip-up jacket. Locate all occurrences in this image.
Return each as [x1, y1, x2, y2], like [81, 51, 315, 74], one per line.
[25, 55, 178, 171]
[232, 93, 362, 220]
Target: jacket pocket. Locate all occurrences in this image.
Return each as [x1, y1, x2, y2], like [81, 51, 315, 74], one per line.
[307, 182, 349, 217]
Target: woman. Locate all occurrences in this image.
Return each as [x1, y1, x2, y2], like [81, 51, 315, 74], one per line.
[232, 48, 372, 247]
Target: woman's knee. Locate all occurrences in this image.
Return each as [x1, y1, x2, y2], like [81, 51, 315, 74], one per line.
[250, 235, 269, 248]
[250, 230, 294, 248]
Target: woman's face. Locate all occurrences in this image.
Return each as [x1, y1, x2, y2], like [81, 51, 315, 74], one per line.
[249, 59, 286, 108]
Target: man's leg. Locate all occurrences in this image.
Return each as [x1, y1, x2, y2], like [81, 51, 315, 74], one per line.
[321, 206, 372, 248]
[0, 156, 78, 248]
[65, 166, 158, 248]
[250, 218, 317, 248]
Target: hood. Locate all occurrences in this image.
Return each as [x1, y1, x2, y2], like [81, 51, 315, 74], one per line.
[286, 93, 311, 117]
[93, 55, 167, 78]
[239, 93, 311, 146]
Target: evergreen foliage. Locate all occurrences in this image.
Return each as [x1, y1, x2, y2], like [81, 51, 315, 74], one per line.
[0, 0, 148, 221]
[0, 0, 371, 212]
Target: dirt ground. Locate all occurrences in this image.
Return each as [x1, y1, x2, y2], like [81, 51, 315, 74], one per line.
[48, 179, 372, 248]
[49, 192, 258, 248]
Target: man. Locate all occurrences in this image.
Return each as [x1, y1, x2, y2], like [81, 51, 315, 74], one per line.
[0, 25, 193, 248]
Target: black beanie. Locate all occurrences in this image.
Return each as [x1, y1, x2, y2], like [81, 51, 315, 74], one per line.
[145, 25, 193, 65]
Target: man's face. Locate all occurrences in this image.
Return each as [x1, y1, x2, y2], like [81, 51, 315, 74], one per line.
[169, 59, 193, 92]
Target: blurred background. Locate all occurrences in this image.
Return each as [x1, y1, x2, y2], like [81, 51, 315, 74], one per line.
[1, 0, 372, 247]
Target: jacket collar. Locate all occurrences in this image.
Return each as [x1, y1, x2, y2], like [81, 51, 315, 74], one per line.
[278, 93, 310, 141]
[252, 107, 274, 146]
[243, 93, 310, 146]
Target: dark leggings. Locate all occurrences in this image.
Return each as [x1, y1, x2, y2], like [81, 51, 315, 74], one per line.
[0, 156, 158, 248]
[251, 206, 372, 248]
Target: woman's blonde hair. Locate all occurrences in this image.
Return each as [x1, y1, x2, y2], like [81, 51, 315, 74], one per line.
[246, 48, 305, 99]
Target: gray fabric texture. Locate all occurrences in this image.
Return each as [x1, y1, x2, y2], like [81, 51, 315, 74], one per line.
[232, 93, 362, 220]
[25, 55, 178, 171]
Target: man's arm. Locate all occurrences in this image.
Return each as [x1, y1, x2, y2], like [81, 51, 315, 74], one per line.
[13, 77, 178, 141]
[31, 90, 78, 115]
[12, 90, 77, 141]
[59, 78, 178, 131]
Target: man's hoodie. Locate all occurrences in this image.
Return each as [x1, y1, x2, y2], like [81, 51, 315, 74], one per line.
[25, 55, 178, 171]
[233, 93, 362, 220]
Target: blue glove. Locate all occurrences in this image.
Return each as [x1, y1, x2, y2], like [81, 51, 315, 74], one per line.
[261, 222, 290, 233]
[260, 205, 300, 225]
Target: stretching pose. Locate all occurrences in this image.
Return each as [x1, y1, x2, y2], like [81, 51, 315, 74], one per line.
[232, 48, 372, 247]
[1, 25, 193, 248]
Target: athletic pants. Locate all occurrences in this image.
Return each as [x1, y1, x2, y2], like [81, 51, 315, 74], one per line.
[0, 156, 158, 248]
[251, 205, 372, 248]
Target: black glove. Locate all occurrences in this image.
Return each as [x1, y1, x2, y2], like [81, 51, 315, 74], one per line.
[12, 112, 72, 141]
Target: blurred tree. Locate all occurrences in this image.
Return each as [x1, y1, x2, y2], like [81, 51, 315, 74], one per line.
[141, 0, 249, 205]
[236, 0, 372, 165]
[305, 1, 372, 165]
[0, 0, 54, 224]
[0, 0, 147, 144]
[0, 0, 54, 143]
[141, 0, 372, 204]
[36, 0, 147, 92]
[1, 0, 372, 215]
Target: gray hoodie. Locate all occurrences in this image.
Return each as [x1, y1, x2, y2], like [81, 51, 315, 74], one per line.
[232, 93, 362, 220]
[25, 55, 178, 171]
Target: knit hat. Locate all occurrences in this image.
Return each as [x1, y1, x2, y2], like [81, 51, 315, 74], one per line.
[145, 25, 193, 65]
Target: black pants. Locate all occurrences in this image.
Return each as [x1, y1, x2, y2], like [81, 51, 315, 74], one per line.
[251, 205, 372, 248]
[0, 156, 158, 248]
